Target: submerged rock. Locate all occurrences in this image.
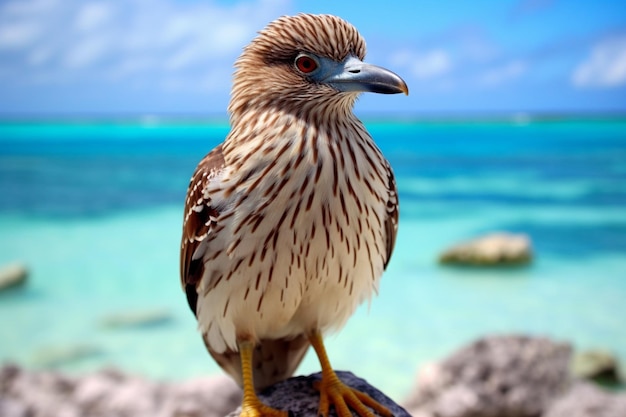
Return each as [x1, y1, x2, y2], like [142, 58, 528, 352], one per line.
[99, 308, 173, 329]
[31, 344, 102, 367]
[0, 263, 28, 292]
[438, 232, 533, 266]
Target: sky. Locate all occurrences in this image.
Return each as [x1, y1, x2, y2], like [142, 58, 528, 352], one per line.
[0, 0, 625, 117]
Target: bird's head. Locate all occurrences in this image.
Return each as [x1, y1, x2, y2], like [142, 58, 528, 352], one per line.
[228, 14, 408, 124]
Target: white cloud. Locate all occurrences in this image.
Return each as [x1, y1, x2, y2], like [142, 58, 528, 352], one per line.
[64, 35, 112, 69]
[413, 50, 452, 79]
[0, 22, 40, 48]
[161, 15, 195, 46]
[392, 49, 453, 80]
[161, 14, 251, 71]
[478, 60, 526, 86]
[572, 35, 626, 88]
[0, 0, 56, 48]
[165, 44, 203, 71]
[74, 2, 113, 32]
[28, 47, 53, 66]
[0, 0, 289, 90]
[109, 56, 155, 79]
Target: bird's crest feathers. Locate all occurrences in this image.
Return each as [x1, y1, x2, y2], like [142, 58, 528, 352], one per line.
[247, 14, 366, 64]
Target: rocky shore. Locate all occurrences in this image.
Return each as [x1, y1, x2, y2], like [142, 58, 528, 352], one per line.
[403, 335, 625, 417]
[0, 365, 243, 417]
[1, 335, 624, 417]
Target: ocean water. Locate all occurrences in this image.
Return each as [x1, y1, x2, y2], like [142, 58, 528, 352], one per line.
[0, 118, 625, 400]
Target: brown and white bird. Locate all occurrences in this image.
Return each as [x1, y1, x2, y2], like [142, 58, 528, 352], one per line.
[180, 13, 407, 417]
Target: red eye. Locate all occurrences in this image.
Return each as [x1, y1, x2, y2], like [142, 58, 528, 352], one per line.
[295, 55, 318, 73]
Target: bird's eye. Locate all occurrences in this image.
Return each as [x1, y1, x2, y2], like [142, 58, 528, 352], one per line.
[295, 54, 318, 74]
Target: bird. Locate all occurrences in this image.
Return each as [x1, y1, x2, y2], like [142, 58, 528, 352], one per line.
[180, 13, 407, 417]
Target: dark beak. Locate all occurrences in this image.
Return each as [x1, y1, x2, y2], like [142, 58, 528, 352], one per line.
[323, 56, 409, 95]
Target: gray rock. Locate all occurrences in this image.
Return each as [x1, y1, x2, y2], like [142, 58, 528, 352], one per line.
[0, 398, 28, 417]
[0, 365, 409, 417]
[571, 349, 622, 386]
[0, 363, 79, 417]
[403, 335, 572, 417]
[0, 364, 242, 417]
[439, 232, 532, 266]
[0, 263, 28, 292]
[544, 381, 626, 417]
[0, 365, 404, 417]
[227, 371, 410, 417]
[159, 374, 242, 417]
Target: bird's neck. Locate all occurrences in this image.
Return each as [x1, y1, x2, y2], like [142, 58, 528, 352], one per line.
[222, 106, 367, 167]
[227, 99, 358, 138]
[228, 92, 357, 125]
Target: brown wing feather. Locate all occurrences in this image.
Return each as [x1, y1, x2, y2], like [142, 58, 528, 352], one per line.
[180, 145, 310, 388]
[180, 145, 225, 316]
[384, 162, 399, 270]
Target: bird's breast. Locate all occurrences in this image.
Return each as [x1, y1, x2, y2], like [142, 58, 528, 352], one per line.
[196, 121, 391, 352]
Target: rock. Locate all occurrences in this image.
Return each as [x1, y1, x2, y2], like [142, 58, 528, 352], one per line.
[0, 263, 28, 292]
[544, 381, 626, 417]
[438, 232, 532, 266]
[0, 363, 79, 417]
[0, 365, 405, 417]
[226, 371, 410, 417]
[69, 368, 241, 417]
[99, 308, 173, 329]
[0, 365, 409, 417]
[571, 349, 622, 386]
[161, 374, 242, 417]
[0, 363, 242, 417]
[403, 334, 572, 417]
[0, 398, 28, 417]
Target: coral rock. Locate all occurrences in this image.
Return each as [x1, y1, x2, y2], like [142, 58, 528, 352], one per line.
[439, 232, 532, 266]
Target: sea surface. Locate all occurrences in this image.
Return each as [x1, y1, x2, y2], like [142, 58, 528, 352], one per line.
[1, 117, 625, 400]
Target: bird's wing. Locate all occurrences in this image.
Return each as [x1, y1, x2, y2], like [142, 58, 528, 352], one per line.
[181, 145, 310, 388]
[180, 145, 225, 317]
[384, 162, 399, 270]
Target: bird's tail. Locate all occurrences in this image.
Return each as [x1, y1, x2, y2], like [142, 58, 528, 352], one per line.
[206, 335, 310, 390]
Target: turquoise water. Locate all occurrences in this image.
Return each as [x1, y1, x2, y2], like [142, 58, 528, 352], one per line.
[1, 119, 625, 400]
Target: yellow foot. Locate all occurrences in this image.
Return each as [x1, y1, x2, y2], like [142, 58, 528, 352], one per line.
[238, 340, 289, 417]
[240, 400, 289, 417]
[314, 375, 393, 417]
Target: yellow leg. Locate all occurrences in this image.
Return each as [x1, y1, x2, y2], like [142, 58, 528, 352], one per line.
[238, 340, 288, 417]
[309, 330, 393, 417]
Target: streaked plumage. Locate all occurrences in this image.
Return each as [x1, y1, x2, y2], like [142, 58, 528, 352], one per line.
[180, 13, 407, 417]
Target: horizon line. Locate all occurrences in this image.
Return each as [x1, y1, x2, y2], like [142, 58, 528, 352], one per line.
[1, 110, 626, 124]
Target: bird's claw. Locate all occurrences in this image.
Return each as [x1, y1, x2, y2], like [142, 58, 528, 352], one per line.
[313, 378, 393, 417]
[239, 402, 289, 417]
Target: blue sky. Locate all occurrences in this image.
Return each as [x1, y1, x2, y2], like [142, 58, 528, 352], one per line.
[0, 0, 625, 117]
